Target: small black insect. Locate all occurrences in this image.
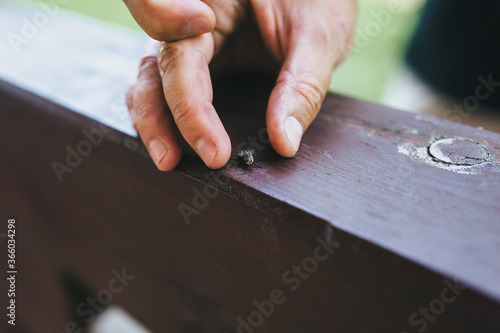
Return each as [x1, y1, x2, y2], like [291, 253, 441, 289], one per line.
[231, 149, 262, 170]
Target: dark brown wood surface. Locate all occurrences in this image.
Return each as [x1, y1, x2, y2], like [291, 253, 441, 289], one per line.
[1, 3, 499, 333]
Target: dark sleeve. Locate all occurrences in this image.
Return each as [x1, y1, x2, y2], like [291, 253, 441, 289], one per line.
[406, 0, 500, 109]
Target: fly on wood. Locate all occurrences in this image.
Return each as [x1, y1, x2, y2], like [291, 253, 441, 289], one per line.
[231, 149, 262, 170]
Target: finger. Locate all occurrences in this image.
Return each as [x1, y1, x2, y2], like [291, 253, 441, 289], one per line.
[157, 35, 231, 169]
[122, 0, 215, 41]
[266, 21, 346, 157]
[128, 43, 183, 171]
[201, 0, 247, 52]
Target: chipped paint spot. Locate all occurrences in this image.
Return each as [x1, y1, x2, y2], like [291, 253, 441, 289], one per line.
[428, 138, 490, 165]
[397, 142, 498, 174]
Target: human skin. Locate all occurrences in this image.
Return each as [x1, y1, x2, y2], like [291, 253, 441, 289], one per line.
[123, 0, 357, 171]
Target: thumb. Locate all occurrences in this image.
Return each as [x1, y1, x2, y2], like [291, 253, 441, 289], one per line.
[123, 0, 216, 41]
[266, 32, 340, 157]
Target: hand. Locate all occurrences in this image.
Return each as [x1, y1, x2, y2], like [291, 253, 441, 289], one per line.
[124, 0, 357, 171]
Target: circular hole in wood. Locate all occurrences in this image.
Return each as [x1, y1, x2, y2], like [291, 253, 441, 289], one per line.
[428, 137, 490, 166]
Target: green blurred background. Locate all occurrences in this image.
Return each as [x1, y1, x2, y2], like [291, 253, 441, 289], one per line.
[9, 0, 425, 104]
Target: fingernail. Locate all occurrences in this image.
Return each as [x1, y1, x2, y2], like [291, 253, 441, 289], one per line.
[149, 139, 168, 166]
[186, 16, 211, 36]
[284, 116, 303, 152]
[196, 138, 217, 166]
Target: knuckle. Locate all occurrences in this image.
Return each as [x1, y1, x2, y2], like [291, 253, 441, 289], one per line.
[132, 105, 164, 134]
[158, 42, 184, 75]
[170, 98, 196, 127]
[290, 73, 325, 118]
[134, 102, 159, 124]
[138, 55, 158, 73]
[137, 56, 161, 91]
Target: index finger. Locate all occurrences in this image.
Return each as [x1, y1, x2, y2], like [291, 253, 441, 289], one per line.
[157, 35, 232, 169]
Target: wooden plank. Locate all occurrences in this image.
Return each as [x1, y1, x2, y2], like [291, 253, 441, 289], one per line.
[2, 77, 500, 332]
[1, 3, 499, 332]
